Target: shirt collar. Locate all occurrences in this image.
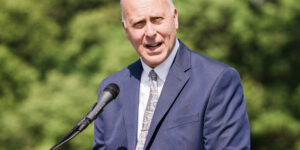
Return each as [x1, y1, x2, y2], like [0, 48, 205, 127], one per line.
[141, 38, 179, 82]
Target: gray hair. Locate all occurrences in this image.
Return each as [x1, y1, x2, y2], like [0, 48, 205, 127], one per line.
[120, 0, 175, 26]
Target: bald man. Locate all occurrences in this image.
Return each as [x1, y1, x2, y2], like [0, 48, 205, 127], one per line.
[92, 0, 250, 149]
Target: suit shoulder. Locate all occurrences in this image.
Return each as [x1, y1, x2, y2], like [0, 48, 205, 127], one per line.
[98, 59, 141, 91]
[189, 49, 237, 73]
[183, 48, 241, 83]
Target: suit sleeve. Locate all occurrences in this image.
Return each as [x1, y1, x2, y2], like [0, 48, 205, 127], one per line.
[203, 68, 250, 150]
[92, 83, 106, 150]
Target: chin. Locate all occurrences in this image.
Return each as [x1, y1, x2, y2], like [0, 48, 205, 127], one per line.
[144, 56, 166, 67]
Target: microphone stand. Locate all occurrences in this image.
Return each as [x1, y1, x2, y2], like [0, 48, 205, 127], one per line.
[50, 83, 119, 150]
[50, 103, 98, 150]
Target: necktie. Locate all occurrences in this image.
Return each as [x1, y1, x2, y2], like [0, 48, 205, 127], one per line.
[136, 70, 158, 150]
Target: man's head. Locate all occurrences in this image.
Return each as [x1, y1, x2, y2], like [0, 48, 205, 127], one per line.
[121, 0, 178, 68]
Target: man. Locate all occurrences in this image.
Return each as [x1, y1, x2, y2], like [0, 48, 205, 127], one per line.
[92, 0, 250, 149]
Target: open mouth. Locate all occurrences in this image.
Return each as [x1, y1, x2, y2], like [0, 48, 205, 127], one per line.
[145, 42, 162, 49]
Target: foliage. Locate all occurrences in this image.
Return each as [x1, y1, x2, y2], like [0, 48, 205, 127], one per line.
[0, 0, 299, 149]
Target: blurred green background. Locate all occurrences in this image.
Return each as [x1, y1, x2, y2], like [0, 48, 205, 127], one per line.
[0, 0, 299, 149]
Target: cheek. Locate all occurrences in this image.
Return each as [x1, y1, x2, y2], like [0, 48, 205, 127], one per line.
[159, 24, 175, 38]
[128, 30, 144, 41]
[127, 31, 145, 52]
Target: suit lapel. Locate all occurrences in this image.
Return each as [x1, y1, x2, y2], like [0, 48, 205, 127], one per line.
[122, 60, 143, 150]
[144, 41, 191, 148]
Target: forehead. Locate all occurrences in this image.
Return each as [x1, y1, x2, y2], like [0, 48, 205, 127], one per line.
[122, 0, 171, 21]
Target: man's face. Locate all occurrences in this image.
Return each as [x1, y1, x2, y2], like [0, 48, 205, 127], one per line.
[122, 0, 178, 68]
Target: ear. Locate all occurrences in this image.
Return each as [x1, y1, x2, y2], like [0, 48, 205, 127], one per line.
[122, 21, 130, 40]
[173, 8, 179, 29]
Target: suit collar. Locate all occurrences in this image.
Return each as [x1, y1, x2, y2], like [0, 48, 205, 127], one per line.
[122, 60, 143, 150]
[173, 39, 191, 72]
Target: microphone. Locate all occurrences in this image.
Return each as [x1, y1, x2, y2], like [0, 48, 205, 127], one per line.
[86, 83, 120, 122]
[50, 83, 119, 150]
[78, 83, 120, 131]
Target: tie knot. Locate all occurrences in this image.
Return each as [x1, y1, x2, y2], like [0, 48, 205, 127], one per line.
[149, 70, 157, 81]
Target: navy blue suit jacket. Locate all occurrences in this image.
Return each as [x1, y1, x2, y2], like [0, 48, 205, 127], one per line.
[92, 41, 250, 150]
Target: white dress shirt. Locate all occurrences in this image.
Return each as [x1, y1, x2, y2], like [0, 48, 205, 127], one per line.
[137, 39, 179, 139]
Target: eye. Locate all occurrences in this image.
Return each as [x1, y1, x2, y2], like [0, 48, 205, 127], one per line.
[133, 21, 146, 29]
[151, 17, 163, 24]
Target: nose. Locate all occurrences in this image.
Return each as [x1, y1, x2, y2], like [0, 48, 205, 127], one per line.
[145, 23, 156, 38]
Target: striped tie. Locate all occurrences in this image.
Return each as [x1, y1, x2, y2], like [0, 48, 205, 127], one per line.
[136, 70, 158, 150]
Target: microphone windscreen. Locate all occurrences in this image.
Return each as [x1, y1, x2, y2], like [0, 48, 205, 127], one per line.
[104, 83, 120, 99]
